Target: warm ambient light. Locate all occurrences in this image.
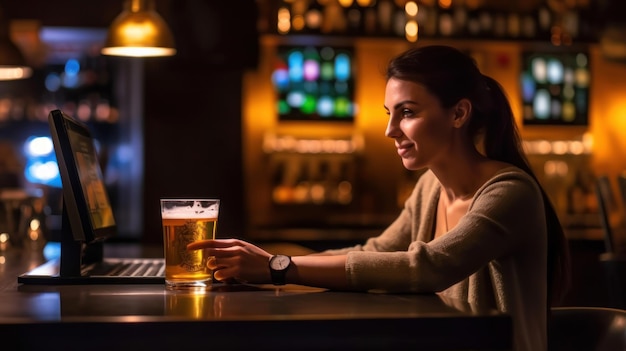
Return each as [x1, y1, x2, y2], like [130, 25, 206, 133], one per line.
[0, 7, 32, 80]
[0, 66, 32, 80]
[101, 0, 176, 58]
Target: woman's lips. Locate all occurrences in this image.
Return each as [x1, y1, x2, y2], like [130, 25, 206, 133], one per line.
[396, 143, 413, 157]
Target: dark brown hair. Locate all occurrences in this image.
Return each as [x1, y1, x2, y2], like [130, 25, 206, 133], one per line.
[386, 45, 571, 306]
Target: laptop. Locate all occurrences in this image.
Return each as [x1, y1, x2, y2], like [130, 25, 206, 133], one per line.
[18, 109, 165, 285]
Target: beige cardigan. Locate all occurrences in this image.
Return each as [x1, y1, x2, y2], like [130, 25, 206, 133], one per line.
[323, 167, 547, 351]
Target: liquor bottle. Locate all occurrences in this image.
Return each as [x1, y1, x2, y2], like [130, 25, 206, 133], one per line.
[536, 4, 553, 40]
[377, 0, 394, 34]
[478, 11, 493, 39]
[336, 161, 353, 205]
[562, 9, 579, 40]
[466, 8, 481, 37]
[493, 12, 507, 38]
[363, 4, 377, 35]
[304, 0, 324, 33]
[346, 1, 364, 35]
[452, 5, 468, 38]
[567, 170, 589, 214]
[271, 160, 292, 204]
[392, 3, 406, 36]
[309, 159, 328, 204]
[420, 3, 439, 37]
[507, 12, 521, 39]
[326, 159, 340, 203]
[290, 0, 308, 32]
[322, 0, 348, 34]
[438, 5, 455, 37]
[521, 13, 537, 39]
[293, 160, 311, 203]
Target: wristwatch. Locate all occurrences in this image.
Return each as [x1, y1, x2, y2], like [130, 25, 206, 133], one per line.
[268, 255, 292, 285]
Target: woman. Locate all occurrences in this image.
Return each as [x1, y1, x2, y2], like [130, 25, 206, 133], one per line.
[188, 45, 570, 351]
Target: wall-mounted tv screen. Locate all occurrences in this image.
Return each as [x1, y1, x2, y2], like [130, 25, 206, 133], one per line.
[520, 51, 590, 126]
[272, 45, 356, 122]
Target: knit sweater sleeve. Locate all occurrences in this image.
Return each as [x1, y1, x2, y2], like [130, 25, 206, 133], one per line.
[341, 168, 545, 293]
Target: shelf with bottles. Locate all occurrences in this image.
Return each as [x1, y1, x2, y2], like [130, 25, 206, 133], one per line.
[262, 132, 364, 155]
[0, 60, 118, 131]
[262, 132, 362, 205]
[524, 139, 600, 229]
[261, 0, 598, 45]
[269, 152, 358, 206]
[523, 134, 593, 157]
[560, 166, 601, 230]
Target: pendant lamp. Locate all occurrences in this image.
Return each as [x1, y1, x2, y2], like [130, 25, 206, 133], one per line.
[0, 7, 32, 80]
[101, 0, 176, 57]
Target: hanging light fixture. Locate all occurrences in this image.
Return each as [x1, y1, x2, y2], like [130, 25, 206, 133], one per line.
[0, 7, 32, 80]
[101, 0, 176, 57]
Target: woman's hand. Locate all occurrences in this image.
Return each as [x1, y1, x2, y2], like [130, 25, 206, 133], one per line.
[187, 238, 272, 284]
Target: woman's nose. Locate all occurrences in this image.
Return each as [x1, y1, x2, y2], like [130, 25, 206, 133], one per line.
[385, 117, 400, 138]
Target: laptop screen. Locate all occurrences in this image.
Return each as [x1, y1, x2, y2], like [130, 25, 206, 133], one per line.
[49, 109, 116, 243]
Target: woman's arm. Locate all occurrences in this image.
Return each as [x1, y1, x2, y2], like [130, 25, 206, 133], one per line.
[289, 254, 350, 290]
[187, 238, 350, 289]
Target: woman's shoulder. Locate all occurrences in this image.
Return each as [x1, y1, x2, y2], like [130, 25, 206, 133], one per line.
[482, 165, 542, 195]
[492, 165, 535, 180]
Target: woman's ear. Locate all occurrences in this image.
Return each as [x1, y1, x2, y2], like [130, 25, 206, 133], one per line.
[452, 99, 472, 128]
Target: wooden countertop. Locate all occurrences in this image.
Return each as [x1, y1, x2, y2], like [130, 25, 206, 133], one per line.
[0, 242, 512, 350]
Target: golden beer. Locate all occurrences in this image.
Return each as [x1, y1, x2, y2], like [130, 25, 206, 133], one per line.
[161, 199, 219, 289]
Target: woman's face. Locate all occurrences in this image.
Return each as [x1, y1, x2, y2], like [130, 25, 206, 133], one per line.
[384, 77, 456, 170]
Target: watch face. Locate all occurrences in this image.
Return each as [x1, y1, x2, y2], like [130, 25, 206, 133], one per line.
[270, 255, 290, 270]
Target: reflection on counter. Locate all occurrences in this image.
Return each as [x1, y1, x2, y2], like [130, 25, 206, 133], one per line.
[165, 290, 223, 320]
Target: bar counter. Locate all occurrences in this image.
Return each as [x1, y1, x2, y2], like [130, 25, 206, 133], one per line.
[0, 243, 512, 350]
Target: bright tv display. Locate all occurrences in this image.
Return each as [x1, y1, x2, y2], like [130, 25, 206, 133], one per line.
[520, 51, 590, 126]
[272, 45, 356, 122]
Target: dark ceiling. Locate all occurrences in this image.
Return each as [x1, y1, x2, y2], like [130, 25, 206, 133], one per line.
[1, 0, 624, 39]
[0, 0, 170, 28]
[1, 0, 621, 27]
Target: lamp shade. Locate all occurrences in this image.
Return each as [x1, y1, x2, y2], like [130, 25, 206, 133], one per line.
[101, 0, 176, 57]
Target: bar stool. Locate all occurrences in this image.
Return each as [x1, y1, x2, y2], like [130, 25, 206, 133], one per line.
[548, 307, 626, 351]
[595, 175, 626, 308]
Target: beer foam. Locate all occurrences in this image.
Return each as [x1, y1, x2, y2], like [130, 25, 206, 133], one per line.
[162, 201, 219, 219]
[162, 209, 218, 219]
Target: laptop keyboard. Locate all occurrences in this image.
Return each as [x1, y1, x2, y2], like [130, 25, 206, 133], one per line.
[84, 258, 165, 278]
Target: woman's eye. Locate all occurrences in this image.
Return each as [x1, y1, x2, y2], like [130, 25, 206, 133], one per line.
[402, 109, 414, 117]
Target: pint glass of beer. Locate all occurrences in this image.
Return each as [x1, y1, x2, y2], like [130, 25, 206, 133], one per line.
[160, 198, 220, 289]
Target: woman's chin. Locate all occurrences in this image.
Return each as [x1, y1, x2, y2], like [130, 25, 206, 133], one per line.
[401, 159, 422, 170]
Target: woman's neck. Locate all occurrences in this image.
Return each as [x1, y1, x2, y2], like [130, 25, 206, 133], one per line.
[431, 149, 507, 202]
